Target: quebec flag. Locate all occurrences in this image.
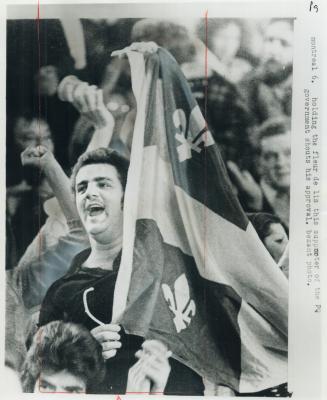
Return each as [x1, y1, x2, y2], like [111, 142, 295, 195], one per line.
[112, 45, 288, 394]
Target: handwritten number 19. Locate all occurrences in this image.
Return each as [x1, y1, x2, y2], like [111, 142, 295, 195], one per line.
[309, 1, 319, 12]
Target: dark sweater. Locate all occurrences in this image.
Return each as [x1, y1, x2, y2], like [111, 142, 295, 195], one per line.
[39, 249, 204, 395]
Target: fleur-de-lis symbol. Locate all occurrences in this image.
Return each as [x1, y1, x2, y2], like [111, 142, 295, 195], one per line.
[162, 274, 196, 333]
[173, 107, 215, 162]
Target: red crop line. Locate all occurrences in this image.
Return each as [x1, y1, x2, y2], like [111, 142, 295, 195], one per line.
[35, 0, 41, 133]
[204, 10, 209, 122]
[35, 0, 43, 262]
[203, 9, 209, 274]
[35, 390, 164, 395]
[36, 390, 164, 394]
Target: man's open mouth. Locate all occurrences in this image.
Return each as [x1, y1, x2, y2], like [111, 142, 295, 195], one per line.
[86, 204, 105, 217]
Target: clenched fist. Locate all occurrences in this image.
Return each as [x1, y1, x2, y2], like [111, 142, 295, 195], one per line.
[20, 145, 55, 172]
[91, 324, 122, 360]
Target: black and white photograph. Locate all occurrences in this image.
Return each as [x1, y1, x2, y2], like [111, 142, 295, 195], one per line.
[2, 0, 325, 398]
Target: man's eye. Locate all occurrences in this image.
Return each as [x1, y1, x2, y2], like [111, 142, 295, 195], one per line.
[280, 39, 290, 48]
[99, 181, 111, 188]
[264, 152, 277, 161]
[77, 185, 87, 194]
[39, 383, 52, 392]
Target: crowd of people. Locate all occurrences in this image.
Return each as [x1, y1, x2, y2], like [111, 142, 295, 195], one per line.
[5, 17, 293, 395]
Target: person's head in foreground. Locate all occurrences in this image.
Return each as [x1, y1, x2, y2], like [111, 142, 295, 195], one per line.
[262, 18, 294, 84]
[71, 148, 129, 244]
[21, 321, 106, 393]
[258, 116, 291, 192]
[248, 212, 288, 263]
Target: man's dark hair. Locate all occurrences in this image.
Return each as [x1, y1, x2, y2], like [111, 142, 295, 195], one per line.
[248, 212, 286, 243]
[70, 147, 130, 194]
[20, 321, 106, 393]
[13, 112, 48, 133]
[258, 116, 291, 142]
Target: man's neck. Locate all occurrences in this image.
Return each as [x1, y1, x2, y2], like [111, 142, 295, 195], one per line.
[85, 235, 122, 270]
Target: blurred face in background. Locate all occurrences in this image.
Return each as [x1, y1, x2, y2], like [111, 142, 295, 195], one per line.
[14, 117, 54, 153]
[212, 22, 241, 63]
[263, 222, 288, 262]
[262, 20, 293, 82]
[260, 132, 291, 191]
[37, 65, 60, 97]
